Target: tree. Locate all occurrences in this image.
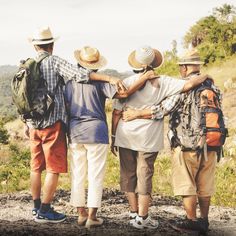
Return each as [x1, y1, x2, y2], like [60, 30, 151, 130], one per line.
[213, 4, 236, 23]
[155, 40, 179, 77]
[183, 4, 236, 64]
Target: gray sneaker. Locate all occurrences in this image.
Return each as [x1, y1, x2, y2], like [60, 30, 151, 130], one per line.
[132, 215, 159, 229]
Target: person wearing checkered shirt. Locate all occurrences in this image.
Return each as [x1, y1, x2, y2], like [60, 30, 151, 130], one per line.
[111, 46, 208, 230]
[23, 26, 125, 224]
[120, 50, 215, 234]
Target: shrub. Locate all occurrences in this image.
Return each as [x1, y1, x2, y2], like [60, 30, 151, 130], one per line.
[0, 121, 9, 144]
[0, 143, 30, 192]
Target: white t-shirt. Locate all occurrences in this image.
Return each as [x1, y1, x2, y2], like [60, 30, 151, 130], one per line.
[113, 74, 186, 152]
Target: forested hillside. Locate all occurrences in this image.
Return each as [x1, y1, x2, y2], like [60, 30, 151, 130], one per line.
[0, 65, 17, 120]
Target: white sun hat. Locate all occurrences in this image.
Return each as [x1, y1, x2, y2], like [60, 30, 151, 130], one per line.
[28, 26, 59, 45]
[128, 45, 163, 69]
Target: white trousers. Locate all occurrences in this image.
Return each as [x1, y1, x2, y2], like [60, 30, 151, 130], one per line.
[69, 143, 108, 208]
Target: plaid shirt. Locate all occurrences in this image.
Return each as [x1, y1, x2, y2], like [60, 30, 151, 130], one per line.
[27, 51, 90, 129]
[150, 94, 181, 120]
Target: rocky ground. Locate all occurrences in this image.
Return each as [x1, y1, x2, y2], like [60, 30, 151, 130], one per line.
[0, 189, 235, 236]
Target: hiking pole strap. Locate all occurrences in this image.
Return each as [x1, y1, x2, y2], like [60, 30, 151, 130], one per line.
[203, 143, 208, 161]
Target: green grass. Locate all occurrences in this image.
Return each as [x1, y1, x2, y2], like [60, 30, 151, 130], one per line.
[212, 158, 236, 206]
[0, 142, 236, 207]
[1, 55, 236, 206]
[0, 143, 30, 192]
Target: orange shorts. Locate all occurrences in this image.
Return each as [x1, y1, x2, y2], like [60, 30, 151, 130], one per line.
[29, 121, 68, 173]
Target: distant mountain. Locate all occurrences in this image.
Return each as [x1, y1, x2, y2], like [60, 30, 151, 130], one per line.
[0, 65, 18, 74]
[0, 65, 18, 119]
[0, 66, 132, 120]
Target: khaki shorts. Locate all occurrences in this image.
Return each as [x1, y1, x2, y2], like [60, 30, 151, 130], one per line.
[171, 147, 217, 197]
[29, 121, 68, 173]
[119, 147, 158, 195]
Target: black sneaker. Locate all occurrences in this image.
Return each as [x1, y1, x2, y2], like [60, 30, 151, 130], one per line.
[198, 217, 209, 235]
[169, 218, 203, 233]
[35, 207, 66, 223]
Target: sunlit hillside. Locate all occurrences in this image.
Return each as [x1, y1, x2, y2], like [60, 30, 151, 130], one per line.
[1, 55, 236, 206]
[201, 55, 236, 90]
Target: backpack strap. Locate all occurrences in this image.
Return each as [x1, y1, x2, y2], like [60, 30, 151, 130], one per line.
[35, 53, 49, 63]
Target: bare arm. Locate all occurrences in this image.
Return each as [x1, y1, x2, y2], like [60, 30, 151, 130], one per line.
[122, 94, 181, 121]
[114, 71, 158, 99]
[89, 72, 126, 92]
[182, 74, 209, 92]
[111, 109, 122, 156]
[122, 108, 152, 121]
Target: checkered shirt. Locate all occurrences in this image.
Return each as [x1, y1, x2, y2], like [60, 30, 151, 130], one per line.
[150, 94, 181, 120]
[27, 51, 90, 129]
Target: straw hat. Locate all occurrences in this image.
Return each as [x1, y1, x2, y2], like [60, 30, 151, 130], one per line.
[128, 46, 163, 69]
[28, 26, 59, 45]
[74, 46, 107, 70]
[178, 49, 204, 65]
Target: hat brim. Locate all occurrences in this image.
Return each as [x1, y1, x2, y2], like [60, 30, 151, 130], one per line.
[128, 49, 164, 69]
[74, 50, 107, 70]
[177, 61, 204, 65]
[28, 37, 59, 45]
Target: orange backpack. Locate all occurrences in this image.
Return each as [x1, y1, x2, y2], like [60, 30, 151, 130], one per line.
[169, 79, 228, 161]
[199, 88, 225, 147]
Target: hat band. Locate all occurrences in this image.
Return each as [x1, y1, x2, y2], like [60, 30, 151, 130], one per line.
[32, 37, 53, 42]
[80, 57, 99, 63]
[80, 54, 100, 63]
[179, 57, 201, 63]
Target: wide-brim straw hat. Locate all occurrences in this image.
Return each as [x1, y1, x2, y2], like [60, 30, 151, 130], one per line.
[178, 49, 204, 65]
[74, 46, 107, 70]
[28, 26, 59, 45]
[128, 46, 163, 69]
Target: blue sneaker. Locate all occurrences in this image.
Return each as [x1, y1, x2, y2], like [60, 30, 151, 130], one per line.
[35, 207, 66, 223]
[32, 207, 39, 217]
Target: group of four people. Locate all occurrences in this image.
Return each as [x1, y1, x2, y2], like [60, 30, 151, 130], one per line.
[23, 26, 216, 234]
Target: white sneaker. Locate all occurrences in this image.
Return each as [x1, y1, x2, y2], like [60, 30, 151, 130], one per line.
[129, 212, 138, 225]
[132, 215, 159, 229]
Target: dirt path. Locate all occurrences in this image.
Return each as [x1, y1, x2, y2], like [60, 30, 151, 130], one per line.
[0, 189, 235, 236]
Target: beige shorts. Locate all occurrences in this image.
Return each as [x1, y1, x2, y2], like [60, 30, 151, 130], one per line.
[119, 147, 158, 195]
[171, 147, 217, 197]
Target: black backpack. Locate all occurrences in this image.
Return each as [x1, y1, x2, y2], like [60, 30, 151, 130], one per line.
[11, 55, 57, 121]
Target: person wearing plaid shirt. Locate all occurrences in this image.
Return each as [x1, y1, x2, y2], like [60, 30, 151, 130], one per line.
[23, 26, 124, 224]
[122, 92, 183, 121]
[111, 46, 208, 230]
[120, 50, 214, 234]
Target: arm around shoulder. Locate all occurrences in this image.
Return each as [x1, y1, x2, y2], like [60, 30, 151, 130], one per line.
[182, 74, 209, 92]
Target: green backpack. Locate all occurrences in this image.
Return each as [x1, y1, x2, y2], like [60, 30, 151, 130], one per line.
[11, 55, 54, 121]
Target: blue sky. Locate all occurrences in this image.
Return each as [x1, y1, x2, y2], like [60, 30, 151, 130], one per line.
[0, 0, 235, 71]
